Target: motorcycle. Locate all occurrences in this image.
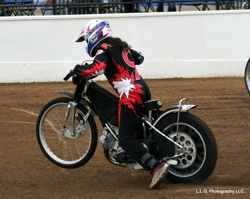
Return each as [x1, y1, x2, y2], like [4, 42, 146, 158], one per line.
[244, 57, 250, 94]
[36, 67, 217, 183]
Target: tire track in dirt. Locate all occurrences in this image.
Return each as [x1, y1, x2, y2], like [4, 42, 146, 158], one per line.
[6, 107, 60, 134]
[0, 107, 38, 125]
[0, 121, 36, 124]
[10, 107, 38, 117]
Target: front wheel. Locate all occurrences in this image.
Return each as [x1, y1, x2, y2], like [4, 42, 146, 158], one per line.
[153, 113, 217, 183]
[36, 97, 98, 169]
[244, 58, 250, 94]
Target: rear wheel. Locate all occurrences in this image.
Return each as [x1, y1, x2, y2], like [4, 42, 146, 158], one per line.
[36, 97, 98, 169]
[244, 58, 250, 94]
[153, 113, 217, 183]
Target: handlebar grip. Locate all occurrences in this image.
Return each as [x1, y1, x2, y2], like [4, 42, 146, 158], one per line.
[63, 70, 74, 82]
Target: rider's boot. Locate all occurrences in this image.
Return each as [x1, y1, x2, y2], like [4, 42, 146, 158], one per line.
[149, 162, 169, 190]
[141, 153, 169, 189]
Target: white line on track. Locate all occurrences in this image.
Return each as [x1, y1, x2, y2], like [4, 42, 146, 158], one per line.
[0, 121, 36, 124]
[8, 107, 60, 133]
[0, 107, 38, 125]
[10, 108, 39, 117]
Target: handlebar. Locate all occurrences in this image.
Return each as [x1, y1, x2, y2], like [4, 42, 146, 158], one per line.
[63, 67, 96, 83]
[63, 70, 74, 82]
[64, 60, 96, 82]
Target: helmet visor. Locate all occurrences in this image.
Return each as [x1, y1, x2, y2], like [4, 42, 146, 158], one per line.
[76, 36, 85, 42]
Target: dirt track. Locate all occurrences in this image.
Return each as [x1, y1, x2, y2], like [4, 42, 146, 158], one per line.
[0, 77, 249, 199]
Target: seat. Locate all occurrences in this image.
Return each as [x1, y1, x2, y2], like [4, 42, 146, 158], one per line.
[179, 1, 214, 11]
[98, 0, 123, 14]
[4, 0, 36, 16]
[142, 99, 162, 111]
[67, 0, 100, 15]
[1, 0, 13, 15]
[218, 0, 246, 10]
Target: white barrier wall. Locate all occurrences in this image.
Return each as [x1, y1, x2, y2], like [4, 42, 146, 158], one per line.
[0, 10, 250, 82]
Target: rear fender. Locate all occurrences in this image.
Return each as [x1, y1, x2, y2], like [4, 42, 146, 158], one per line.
[56, 91, 97, 115]
[153, 104, 197, 126]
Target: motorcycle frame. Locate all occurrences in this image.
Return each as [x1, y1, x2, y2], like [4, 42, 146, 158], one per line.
[57, 77, 197, 157]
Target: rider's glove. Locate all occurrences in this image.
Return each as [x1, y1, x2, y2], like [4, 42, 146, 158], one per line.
[131, 50, 144, 65]
[73, 64, 82, 75]
[73, 63, 90, 75]
[72, 64, 84, 85]
[72, 73, 81, 85]
[135, 52, 144, 65]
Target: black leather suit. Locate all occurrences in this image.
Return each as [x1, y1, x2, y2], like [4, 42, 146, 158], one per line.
[74, 42, 151, 165]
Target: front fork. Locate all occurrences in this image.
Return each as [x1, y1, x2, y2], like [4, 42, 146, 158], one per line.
[63, 101, 91, 138]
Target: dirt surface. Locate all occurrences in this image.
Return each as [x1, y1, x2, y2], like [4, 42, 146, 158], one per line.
[0, 77, 249, 199]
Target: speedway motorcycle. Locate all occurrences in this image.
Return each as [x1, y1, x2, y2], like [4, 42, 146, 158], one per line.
[36, 66, 217, 183]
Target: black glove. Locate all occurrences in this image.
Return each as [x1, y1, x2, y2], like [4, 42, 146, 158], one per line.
[134, 52, 144, 65]
[72, 74, 82, 85]
[72, 64, 83, 85]
[131, 49, 144, 65]
[73, 64, 82, 75]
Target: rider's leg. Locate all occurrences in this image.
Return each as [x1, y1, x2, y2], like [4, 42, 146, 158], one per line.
[118, 102, 148, 164]
[118, 102, 169, 189]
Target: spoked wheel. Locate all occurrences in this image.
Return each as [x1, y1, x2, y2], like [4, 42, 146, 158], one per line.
[36, 97, 98, 169]
[244, 58, 250, 94]
[154, 113, 217, 183]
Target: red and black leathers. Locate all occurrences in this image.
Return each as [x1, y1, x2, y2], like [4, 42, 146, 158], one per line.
[73, 41, 151, 165]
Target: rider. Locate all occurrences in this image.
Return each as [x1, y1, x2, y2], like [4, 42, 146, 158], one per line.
[73, 19, 169, 189]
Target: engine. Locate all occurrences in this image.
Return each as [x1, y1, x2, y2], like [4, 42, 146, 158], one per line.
[99, 129, 129, 163]
[99, 127, 149, 170]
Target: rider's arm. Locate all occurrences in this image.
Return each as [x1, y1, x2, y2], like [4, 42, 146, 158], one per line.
[73, 50, 108, 77]
[130, 49, 144, 65]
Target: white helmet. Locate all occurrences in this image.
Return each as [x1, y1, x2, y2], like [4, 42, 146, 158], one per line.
[76, 19, 112, 57]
